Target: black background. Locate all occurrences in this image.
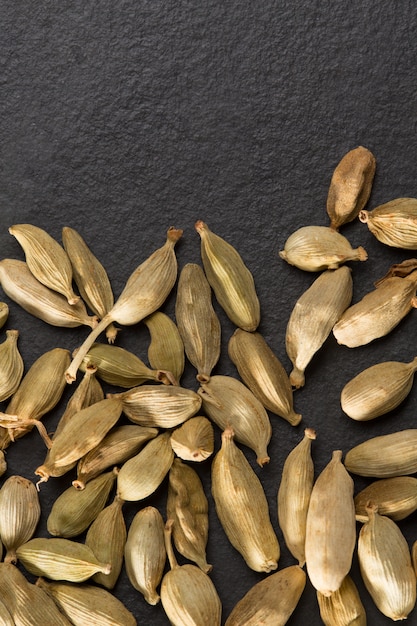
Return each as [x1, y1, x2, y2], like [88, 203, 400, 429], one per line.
[1, 2, 417, 624]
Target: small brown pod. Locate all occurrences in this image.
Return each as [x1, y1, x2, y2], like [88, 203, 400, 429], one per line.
[359, 197, 417, 249]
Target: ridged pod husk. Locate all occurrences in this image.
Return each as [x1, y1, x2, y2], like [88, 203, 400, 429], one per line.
[0, 302, 9, 329]
[327, 145, 376, 231]
[16, 537, 111, 582]
[195, 220, 260, 332]
[355, 477, 417, 522]
[279, 226, 367, 272]
[0, 259, 96, 329]
[9, 223, 80, 305]
[161, 519, 222, 626]
[359, 198, 417, 249]
[47, 469, 117, 538]
[333, 270, 417, 347]
[85, 494, 126, 590]
[358, 502, 416, 621]
[73, 424, 158, 490]
[116, 431, 174, 502]
[277, 428, 316, 566]
[65, 226, 183, 382]
[111, 384, 201, 428]
[175, 262, 221, 382]
[225, 565, 306, 626]
[36, 577, 137, 626]
[317, 575, 367, 626]
[286, 266, 353, 387]
[143, 311, 185, 384]
[124, 506, 166, 605]
[198, 374, 272, 467]
[228, 328, 301, 424]
[341, 357, 417, 421]
[0, 330, 24, 402]
[305, 450, 356, 596]
[170, 416, 214, 462]
[167, 458, 211, 572]
[345, 429, 417, 478]
[211, 428, 280, 573]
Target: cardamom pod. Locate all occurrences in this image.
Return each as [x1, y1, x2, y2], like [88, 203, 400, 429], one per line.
[355, 476, 417, 522]
[359, 197, 417, 249]
[170, 415, 214, 462]
[345, 429, 417, 477]
[0, 302, 9, 329]
[317, 575, 367, 626]
[0, 329, 24, 402]
[143, 310, 185, 384]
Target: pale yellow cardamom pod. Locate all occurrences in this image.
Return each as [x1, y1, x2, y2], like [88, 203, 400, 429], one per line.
[354, 476, 417, 522]
[317, 575, 367, 626]
[143, 310, 185, 384]
[0, 330, 24, 402]
[359, 197, 417, 249]
[345, 429, 417, 477]
[170, 415, 214, 462]
[0, 302, 9, 329]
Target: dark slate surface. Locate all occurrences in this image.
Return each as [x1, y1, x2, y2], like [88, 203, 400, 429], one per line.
[1, 1, 417, 624]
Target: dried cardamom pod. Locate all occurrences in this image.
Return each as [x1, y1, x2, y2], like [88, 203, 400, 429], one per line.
[0, 475, 41, 564]
[170, 415, 214, 462]
[9, 223, 80, 305]
[225, 565, 306, 626]
[195, 220, 260, 332]
[279, 225, 367, 271]
[0, 330, 24, 402]
[116, 431, 174, 501]
[228, 328, 301, 424]
[211, 428, 280, 573]
[167, 458, 211, 573]
[305, 450, 356, 596]
[358, 502, 416, 620]
[317, 575, 367, 626]
[198, 374, 272, 466]
[355, 476, 417, 522]
[175, 262, 221, 382]
[143, 311, 185, 384]
[277, 428, 316, 566]
[345, 429, 417, 477]
[0, 302, 9, 329]
[161, 519, 222, 626]
[286, 266, 353, 387]
[16, 537, 111, 582]
[341, 357, 417, 420]
[333, 269, 417, 347]
[124, 506, 166, 605]
[65, 226, 183, 382]
[327, 145, 376, 230]
[359, 197, 417, 249]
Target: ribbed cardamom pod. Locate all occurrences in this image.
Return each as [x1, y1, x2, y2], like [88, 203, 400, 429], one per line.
[9, 223, 80, 305]
[0, 475, 41, 564]
[175, 262, 221, 382]
[36, 577, 137, 626]
[279, 225, 367, 271]
[47, 469, 117, 538]
[161, 519, 222, 626]
[358, 502, 416, 621]
[65, 226, 183, 382]
[0, 330, 24, 402]
[211, 428, 280, 573]
[341, 357, 417, 420]
[198, 374, 272, 466]
[16, 537, 111, 582]
[85, 494, 126, 590]
[359, 197, 417, 249]
[0, 259, 96, 328]
[277, 428, 316, 566]
[305, 450, 356, 596]
[143, 310, 185, 384]
[62, 226, 118, 341]
[333, 270, 417, 347]
[225, 565, 306, 626]
[124, 506, 166, 605]
[0, 598, 13, 626]
[285, 266, 353, 387]
[0, 302, 9, 329]
[317, 575, 367, 626]
[228, 328, 301, 424]
[73, 424, 158, 490]
[355, 476, 417, 522]
[117, 431, 174, 501]
[195, 220, 260, 332]
[345, 429, 417, 477]
[0, 452, 6, 479]
[170, 415, 214, 462]
[327, 145, 376, 230]
[167, 458, 211, 573]
[111, 384, 201, 428]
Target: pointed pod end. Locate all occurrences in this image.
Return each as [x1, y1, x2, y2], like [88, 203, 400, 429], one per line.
[357, 246, 368, 261]
[257, 454, 270, 467]
[358, 210, 369, 223]
[304, 427, 316, 440]
[167, 226, 183, 244]
[194, 220, 208, 236]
